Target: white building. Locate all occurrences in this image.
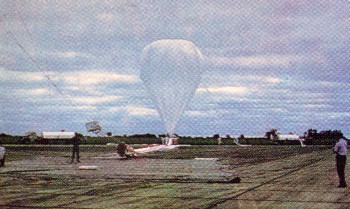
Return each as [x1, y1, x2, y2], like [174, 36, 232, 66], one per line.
[42, 132, 75, 139]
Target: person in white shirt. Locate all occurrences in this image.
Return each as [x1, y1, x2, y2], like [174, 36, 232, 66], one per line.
[165, 134, 170, 146]
[168, 136, 173, 146]
[333, 137, 348, 188]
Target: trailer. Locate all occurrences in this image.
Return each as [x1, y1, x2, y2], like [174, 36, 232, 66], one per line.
[278, 134, 300, 141]
[40, 132, 76, 144]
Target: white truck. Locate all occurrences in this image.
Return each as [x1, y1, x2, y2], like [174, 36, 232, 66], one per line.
[0, 145, 5, 167]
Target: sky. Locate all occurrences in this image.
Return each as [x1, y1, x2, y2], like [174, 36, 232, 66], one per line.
[0, 0, 349, 137]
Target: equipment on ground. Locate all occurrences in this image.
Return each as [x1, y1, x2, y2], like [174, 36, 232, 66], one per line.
[78, 165, 98, 170]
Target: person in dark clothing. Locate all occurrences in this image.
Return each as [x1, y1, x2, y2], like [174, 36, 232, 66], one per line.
[333, 137, 348, 188]
[71, 132, 81, 163]
[117, 142, 127, 157]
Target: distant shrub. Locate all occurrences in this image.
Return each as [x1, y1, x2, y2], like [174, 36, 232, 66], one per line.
[122, 137, 161, 144]
[0, 135, 22, 144]
[178, 137, 217, 145]
[238, 137, 275, 145]
[305, 138, 338, 145]
[220, 138, 238, 145]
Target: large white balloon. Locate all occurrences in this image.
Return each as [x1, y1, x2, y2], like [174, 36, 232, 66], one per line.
[141, 39, 204, 133]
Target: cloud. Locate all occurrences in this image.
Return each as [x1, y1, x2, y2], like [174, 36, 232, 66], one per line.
[197, 86, 249, 95]
[328, 112, 350, 119]
[227, 75, 283, 85]
[0, 68, 45, 82]
[197, 75, 282, 99]
[184, 110, 214, 117]
[125, 106, 158, 116]
[70, 95, 122, 105]
[96, 13, 117, 22]
[303, 104, 332, 109]
[64, 71, 139, 86]
[15, 88, 50, 96]
[70, 105, 97, 111]
[109, 106, 158, 117]
[266, 77, 282, 84]
[208, 54, 303, 68]
[52, 51, 92, 59]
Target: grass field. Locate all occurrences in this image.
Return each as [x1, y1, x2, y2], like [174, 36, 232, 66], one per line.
[1, 145, 348, 208]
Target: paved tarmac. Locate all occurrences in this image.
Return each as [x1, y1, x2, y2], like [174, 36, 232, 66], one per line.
[0, 148, 349, 208]
[1, 155, 237, 183]
[212, 150, 349, 208]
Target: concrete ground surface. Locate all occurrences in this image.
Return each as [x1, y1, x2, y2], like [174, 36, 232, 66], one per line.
[0, 147, 349, 208]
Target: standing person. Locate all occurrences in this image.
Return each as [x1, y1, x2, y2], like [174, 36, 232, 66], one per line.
[333, 137, 348, 188]
[71, 132, 81, 163]
[116, 142, 127, 157]
[165, 134, 170, 146]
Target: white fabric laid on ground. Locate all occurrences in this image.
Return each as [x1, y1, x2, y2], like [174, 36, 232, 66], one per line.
[134, 145, 184, 154]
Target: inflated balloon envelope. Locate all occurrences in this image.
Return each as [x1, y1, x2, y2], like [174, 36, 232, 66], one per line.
[141, 39, 204, 133]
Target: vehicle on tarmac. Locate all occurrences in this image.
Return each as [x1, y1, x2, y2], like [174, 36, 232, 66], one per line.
[0, 145, 6, 167]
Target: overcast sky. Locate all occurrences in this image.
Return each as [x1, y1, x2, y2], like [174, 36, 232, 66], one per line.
[0, 0, 349, 137]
